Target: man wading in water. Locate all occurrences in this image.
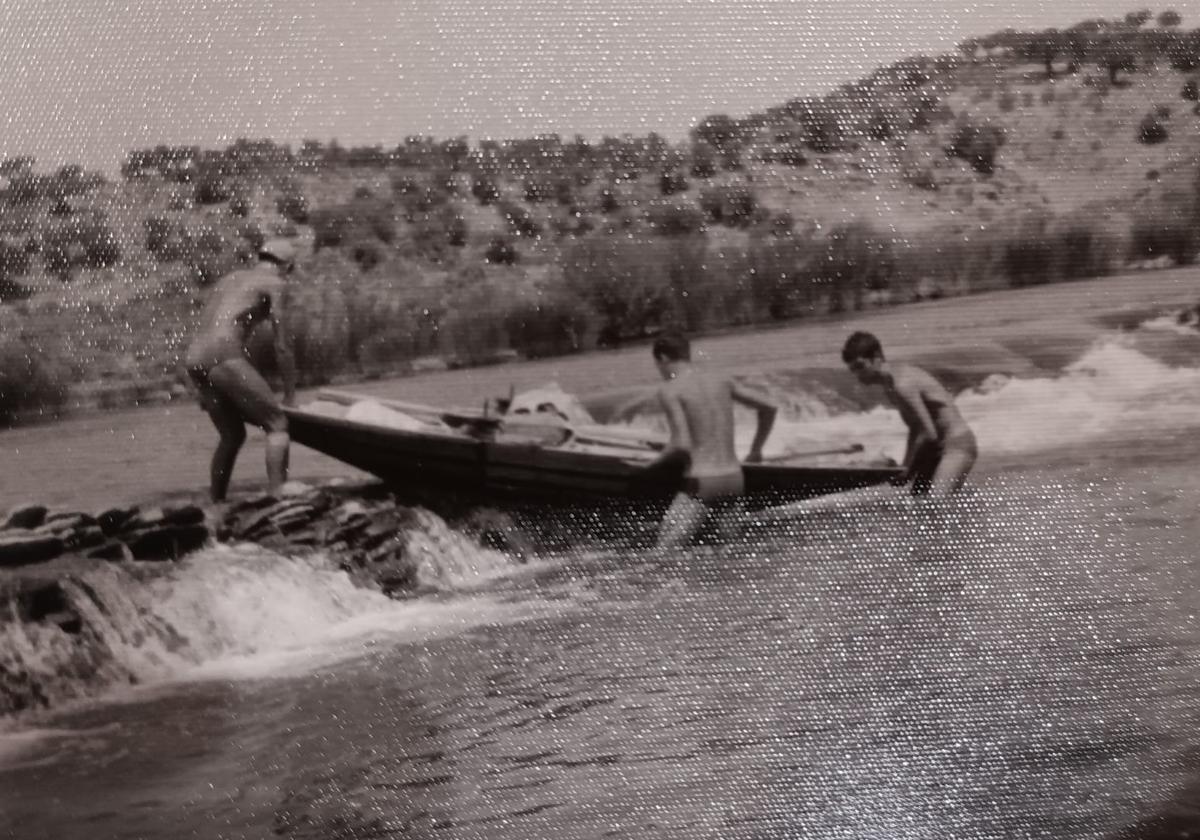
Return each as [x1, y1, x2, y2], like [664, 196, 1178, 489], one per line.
[841, 331, 977, 498]
[646, 333, 778, 547]
[183, 239, 299, 502]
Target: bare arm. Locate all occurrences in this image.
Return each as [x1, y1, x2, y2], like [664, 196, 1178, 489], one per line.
[731, 382, 778, 463]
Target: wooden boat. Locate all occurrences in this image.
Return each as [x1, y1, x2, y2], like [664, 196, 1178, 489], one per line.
[284, 390, 901, 510]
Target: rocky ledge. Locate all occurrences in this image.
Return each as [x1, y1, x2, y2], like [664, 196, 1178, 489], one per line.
[0, 482, 534, 641]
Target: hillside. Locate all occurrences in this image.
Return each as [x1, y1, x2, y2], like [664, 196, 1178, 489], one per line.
[1, 13, 1199, 425]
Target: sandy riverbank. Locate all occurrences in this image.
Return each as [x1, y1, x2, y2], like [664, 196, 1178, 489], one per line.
[2, 268, 1197, 513]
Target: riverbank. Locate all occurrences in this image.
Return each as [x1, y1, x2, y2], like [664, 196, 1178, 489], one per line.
[3, 266, 1197, 513]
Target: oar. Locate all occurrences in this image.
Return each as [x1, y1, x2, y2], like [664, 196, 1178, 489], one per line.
[758, 443, 865, 463]
[317, 389, 502, 428]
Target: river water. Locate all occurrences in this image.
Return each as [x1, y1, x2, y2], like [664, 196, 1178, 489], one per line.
[3, 302, 1200, 839]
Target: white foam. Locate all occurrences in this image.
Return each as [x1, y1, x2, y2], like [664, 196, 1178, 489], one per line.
[737, 336, 1200, 462]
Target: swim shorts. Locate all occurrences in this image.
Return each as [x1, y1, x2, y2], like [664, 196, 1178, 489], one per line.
[908, 430, 978, 496]
[188, 357, 287, 432]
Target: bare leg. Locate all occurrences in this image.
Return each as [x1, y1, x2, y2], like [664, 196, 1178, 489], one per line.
[265, 430, 290, 496]
[656, 492, 708, 548]
[209, 411, 247, 503]
[926, 445, 976, 499]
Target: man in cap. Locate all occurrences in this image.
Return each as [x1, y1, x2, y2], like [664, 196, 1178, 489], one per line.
[183, 238, 299, 502]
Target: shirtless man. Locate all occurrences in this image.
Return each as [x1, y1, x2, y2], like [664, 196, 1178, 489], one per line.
[841, 331, 977, 497]
[646, 333, 778, 547]
[183, 239, 299, 502]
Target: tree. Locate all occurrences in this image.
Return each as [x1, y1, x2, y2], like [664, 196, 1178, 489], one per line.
[1158, 10, 1182, 27]
[691, 114, 743, 154]
[1124, 9, 1152, 29]
[1096, 40, 1138, 84]
[0, 157, 34, 180]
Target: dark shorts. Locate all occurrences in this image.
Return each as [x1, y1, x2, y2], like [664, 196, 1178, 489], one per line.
[189, 358, 286, 433]
[909, 431, 978, 495]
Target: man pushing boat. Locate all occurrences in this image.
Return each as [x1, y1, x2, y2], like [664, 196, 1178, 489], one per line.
[183, 239, 299, 502]
[645, 332, 778, 547]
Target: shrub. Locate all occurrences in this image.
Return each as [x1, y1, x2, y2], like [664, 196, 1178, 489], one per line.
[0, 330, 69, 424]
[1000, 214, 1056, 286]
[0, 242, 31, 303]
[43, 220, 121, 278]
[446, 214, 468, 247]
[659, 170, 689, 196]
[502, 289, 596, 358]
[439, 282, 511, 364]
[1138, 113, 1169, 144]
[229, 195, 251, 217]
[946, 120, 1006, 175]
[1183, 79, 1199, 102]
[471, 176, 500, 205]
[598, 187, 621, 214]
[690, 143, 718, 178]
[1048, 214, 1122, 280]
[237, 222, 265, 253]
[815, 222, 896, 311]
[276, 191, 309, 224]
[145, 216, 187, 262]
[497, 200, 540, 238]
[485, 236, 518, 264]
[523, 178, 553, 203]
[775, 142, 808, 167]
[562, 236, 673, 343]
[348, 239, 384, 272]
[311, 193, 395, 250]
[645, 201, 705, 236]
[194, 177, 231, 205]
[1129, 208, 1200, 265]
[698, 185, 759, 227]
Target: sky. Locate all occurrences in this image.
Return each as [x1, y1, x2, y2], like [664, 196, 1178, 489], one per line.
[0, 0, 1175, 172]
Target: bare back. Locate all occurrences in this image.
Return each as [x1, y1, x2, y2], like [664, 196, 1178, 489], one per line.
[886, 363, 971, 441]
[185, 266, 284, 370]
[658, 370, 740, 478]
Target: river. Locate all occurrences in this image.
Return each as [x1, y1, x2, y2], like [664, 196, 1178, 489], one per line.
[2, 272, 1200, 839]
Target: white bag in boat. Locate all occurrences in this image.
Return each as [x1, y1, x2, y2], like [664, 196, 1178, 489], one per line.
[506, 383, 594, 425]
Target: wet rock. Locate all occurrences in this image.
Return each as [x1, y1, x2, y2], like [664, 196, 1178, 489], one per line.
[61, 525, 107, 552]
[97, 506, 138, 536]
[87, 540, 134, 562]
[125, 524, 210, 561]
[0, 534, 65, 568]
[4, 504, 48, 530]
[42, 511, 98, 530]
[162, 504, 206, 528]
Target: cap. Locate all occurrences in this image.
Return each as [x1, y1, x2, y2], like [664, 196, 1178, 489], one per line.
[258, 238, 297, 267]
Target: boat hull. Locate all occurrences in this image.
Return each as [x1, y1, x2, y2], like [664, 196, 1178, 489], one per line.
[284, 407, 900, 509]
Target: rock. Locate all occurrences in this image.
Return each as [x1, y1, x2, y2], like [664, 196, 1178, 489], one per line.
[125, 524, 210, 561]
[127, 507, 167, 530]
[4, 504, 48, 530]
[162, 504, 206, 528]
[43, 511, 98, 529]
[62, 525, 107, 552]
[97, 506, 138, 536]
[88, 540, 134, 562]
[0, 534, 65, 568]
